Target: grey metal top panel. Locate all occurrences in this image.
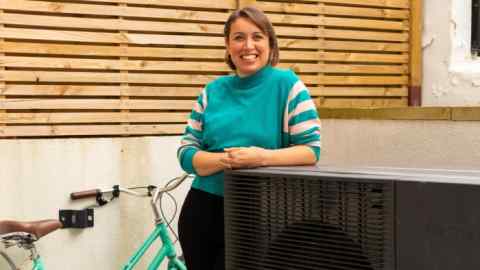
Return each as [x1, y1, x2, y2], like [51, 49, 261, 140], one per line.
[230, 165, 480, 185]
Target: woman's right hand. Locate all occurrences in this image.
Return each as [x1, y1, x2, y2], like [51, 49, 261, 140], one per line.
[192, 151, 232, 176]
[221, 147, 270, 169]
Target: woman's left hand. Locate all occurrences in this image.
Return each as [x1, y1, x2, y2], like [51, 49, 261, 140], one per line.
[221, 147, 271, 169]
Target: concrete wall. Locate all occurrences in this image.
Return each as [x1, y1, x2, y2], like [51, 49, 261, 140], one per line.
[318, 119, 480, 170]
[2, 118, 480, 269]
[2, 119, 480, 269]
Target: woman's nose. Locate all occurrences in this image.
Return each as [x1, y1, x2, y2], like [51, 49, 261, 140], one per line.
[245, 38, 254, 49]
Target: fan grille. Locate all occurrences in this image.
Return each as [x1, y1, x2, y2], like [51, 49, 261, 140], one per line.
[224, 172, 395, 270]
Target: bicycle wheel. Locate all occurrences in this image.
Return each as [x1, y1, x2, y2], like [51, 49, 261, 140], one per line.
[0, 250, 18, 270]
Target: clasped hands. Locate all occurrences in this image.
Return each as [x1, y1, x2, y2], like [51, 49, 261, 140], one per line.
[219, 146, 270, 169]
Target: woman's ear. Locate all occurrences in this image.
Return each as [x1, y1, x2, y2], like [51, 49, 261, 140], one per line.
[225, 37, 230, 51]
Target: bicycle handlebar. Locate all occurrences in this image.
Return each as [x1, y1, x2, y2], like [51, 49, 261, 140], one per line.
[69, 174, 190, 204]
[70, 189, 101, 200]
[69, 174, 190, 224]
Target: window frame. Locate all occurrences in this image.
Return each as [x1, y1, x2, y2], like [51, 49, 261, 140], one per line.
[449, 0, 480, 77]
[472, 0, 480, 54]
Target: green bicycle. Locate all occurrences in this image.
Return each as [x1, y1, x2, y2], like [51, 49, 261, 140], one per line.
[0, 174, 189, 270]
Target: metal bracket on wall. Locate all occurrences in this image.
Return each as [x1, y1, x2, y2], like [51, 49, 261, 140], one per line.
[59, 208, 94, 229]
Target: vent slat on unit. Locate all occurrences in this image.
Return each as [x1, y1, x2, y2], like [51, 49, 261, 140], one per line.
[225, 172, 394, 270]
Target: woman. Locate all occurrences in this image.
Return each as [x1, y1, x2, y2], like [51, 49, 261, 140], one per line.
[177, 6, 321, 270]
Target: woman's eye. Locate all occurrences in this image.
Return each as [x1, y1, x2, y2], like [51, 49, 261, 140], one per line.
[233, 35, 244, 41]
[253, 34, 264, 41]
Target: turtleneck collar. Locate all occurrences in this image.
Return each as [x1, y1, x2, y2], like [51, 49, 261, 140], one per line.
[231, 65, 273, 90]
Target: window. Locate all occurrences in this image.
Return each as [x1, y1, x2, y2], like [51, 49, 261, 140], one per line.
[472, 0, 480, 54]
[449, 0, 480, 76]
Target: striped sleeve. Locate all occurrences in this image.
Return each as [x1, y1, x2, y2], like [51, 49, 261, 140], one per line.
[177, 88, 208, 174]
[283, 80, 321, 160]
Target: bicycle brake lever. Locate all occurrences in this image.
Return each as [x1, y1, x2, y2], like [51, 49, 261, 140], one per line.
[147, 185, 157, 197]
[96, 193, 108, 206]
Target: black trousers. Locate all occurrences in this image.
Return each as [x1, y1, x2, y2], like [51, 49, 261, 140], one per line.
[178, 188, 225, 270]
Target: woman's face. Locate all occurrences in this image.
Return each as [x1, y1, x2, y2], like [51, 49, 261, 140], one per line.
[226, 17, 270, 77]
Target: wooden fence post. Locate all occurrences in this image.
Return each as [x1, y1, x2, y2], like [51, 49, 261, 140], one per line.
[119, 2, 130, 131]
[0, 8, 5, 134]
[409, 0, 423, 106]
[316, 2, 326, 108]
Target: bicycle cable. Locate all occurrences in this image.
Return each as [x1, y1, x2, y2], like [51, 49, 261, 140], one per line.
[159, 175, 188, 245]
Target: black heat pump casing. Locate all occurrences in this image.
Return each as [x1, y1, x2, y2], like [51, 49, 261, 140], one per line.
[224, 166, 480, 270]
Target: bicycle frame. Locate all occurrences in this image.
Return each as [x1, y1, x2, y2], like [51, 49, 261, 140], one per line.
[33, 256, 46, 270]
[123, 222, 186, 270]
[70, 174, 190, 270]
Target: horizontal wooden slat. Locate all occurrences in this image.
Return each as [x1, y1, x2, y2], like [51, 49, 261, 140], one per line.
[0, 71, 408, 85]
[0, 1, 409, 29]
[315, 97, 408, 108]
[4, 13, 397, 38]
[0, 42, 408, 63]
[278, 22, 408, 37]
[266, 6, 408, 21]
[267, 13, 322, 26]
[309, 86, 408, 97]
[274, 26, 319, 37]
[0, 112, 190, 124]
[319, 75, 408, 85]
[0, 56, 231, 72]
[452, 107, 480, 121]
[324, 40, 408, 52]
[318, 52, 408, 63]
[0, 0, 229, 22]
[0, 71, 218, 84]
[258, 1, 408, 15]
[0, 85, 202, 97]
[318, 107, 452, 120]
[320, 17, 408, 31]
[67, 0, 237, 10]
[0, 98, 195, 110]
[285, 63, 407, 74]
[1, 56, 407, 74]
[278, 39, 324, 49]
[0, 124, 186, 137]
[0, 28, 325, 49]
[294, 0, 409, 9]
[321, 29, 408, 42]
[0, 13, 225, 35]
[0, 28, 226, 46]
[0, 38, 407, 54]
[319, 5, 408, 19]
[2, 85, 409, 98]
[0, 42, 225, 59]
[258, 2, 322, 15]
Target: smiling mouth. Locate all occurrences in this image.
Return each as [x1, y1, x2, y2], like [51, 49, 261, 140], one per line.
[241, 54, 258, 60]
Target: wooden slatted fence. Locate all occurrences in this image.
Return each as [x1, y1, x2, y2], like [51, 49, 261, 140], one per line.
[0, 0, 419, 137]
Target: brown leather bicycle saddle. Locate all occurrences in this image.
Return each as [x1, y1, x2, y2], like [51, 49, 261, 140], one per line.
[0, 219, 62, 239]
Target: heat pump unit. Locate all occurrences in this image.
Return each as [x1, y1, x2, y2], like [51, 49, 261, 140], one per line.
[224, 166, 480, 270]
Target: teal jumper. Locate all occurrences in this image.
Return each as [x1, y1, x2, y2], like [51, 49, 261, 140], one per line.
[178, 65, 321, 196]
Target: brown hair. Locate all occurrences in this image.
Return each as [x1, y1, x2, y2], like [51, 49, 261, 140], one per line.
[224, 6, 280, 70]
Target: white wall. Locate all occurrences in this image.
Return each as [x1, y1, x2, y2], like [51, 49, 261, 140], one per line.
[0, 136, 189, 270]
[423, 0, 480, 105]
